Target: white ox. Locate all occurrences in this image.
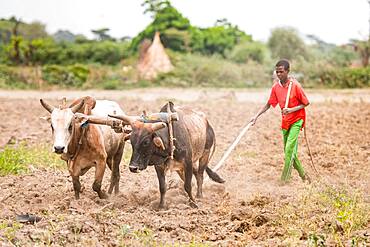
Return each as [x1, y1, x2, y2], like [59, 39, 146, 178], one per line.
[40, 97, 126, 199]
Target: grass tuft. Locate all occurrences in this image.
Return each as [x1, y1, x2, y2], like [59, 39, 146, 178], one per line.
[0, 143, 64, 176]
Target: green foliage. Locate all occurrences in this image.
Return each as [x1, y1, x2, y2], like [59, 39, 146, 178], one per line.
[131, 1, 192, 52]
[0, 146, 28, 176]
[0, 220, 22, 245]
[351, 39, 370, 67]
[268, 27, 309, 61]
[91, 28, 114, 41]
[191, 19, 252, 57]
[154, 53, 271, 87]
[42, 64, 89, 87]
[0, 17, 47, 44]
[305, 67, 370, 88]
[0, 143, 64, 176]
[306, 36, 358, 67]
[0, 64, 37, 89]
[227, 41, 269, 64]
[277, 185, 369, 246]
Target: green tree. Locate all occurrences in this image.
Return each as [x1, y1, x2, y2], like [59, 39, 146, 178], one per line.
[191, 19, 251, 57]
[131, 0, 191, 52]
[91, 28, 114, 41]
[268, 27, 308, 60]
[141, 0, 170, 17]
[351, 39, 370, 67]
[306, 34, 357, 67]
[227, 41, 268, 64]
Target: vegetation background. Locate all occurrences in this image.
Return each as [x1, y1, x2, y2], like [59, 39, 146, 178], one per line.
[0, 0, 369, 90]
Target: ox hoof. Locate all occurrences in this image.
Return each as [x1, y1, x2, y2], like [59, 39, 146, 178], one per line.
[99, 192, 109, 199]
[79, 185, 85, 193]
[189, 200, 198, 208]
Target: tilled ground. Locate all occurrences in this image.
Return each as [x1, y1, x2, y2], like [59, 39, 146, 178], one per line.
[0, 90, 369, 246]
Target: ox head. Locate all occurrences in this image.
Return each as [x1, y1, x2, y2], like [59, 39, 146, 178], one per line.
[109, 114, 167, 173]
[40, 98, 84, 154]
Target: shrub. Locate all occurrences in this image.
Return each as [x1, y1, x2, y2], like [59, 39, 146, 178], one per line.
[0, 144, 64, 176]
[154, 53, 271, 87]
[42, 64, 89, 87]
[305, 67, 370, 88]
[227, 41, 269, 64]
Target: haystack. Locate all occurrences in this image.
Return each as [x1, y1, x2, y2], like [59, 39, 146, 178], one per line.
[137, 32, 173, 80]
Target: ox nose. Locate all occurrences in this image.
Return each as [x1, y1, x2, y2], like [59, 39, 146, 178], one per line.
[129, 166, 139, 173]
[54, 146, 65, 154]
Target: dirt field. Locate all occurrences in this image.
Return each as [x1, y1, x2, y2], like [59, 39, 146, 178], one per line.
[0, 89, 369, 246]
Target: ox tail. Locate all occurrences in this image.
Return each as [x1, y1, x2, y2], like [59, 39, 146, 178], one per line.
[205, 121, 225, 184]
[206, 167, 225, 183]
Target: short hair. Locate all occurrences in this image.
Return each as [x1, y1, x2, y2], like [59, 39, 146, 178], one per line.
[275, 59, 290, 71]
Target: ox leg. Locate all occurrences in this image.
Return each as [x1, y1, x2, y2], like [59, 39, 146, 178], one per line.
[72, 176, 81, 200]
[196, 154, 209, 198]
[107, 157, 115, 194]
[184, 159, 197, 208]
[155, 165, 166, 209]
[93, 161, 108, 199]
[112, 142, 124, 195]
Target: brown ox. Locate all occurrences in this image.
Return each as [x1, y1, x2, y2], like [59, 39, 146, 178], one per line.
[40, 97, 126, 199]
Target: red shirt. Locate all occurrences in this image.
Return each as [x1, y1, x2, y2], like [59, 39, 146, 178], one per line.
[268, 78, 309, 130]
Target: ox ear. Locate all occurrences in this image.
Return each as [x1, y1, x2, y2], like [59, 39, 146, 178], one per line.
[74, 113, 89, 128]
[153, 136, 165, 150]
[40, 116, 51, 122]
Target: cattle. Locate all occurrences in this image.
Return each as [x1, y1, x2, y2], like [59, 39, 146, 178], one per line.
[110, 102, 225, 208]
[40, 96, 126, 199]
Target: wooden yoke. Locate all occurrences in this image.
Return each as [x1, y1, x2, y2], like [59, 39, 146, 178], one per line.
[85, 116, 124, 133]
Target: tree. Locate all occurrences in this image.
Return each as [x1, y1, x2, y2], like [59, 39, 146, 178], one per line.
[131, 1, 191, 52]
[351, 39, 369, 67]
[91, 28, 114, 41]
[141, 0, 170, 17]
[190, 19, 251, 57]
[268, 27, 308, 60]
[227, 41, 268, 64]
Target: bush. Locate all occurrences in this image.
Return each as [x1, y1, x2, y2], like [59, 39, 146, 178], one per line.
[227, 41, 269, 64]
[305, 67, 370, 88]
[42, 64, 89, 87]
[0, 65, 36, 89]
[154, 53, 272, 87]
[0, 144, 65, 176]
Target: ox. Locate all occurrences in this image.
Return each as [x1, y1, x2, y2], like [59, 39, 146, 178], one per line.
[111, 102, 225, 208]
[40, 97, 126, 199]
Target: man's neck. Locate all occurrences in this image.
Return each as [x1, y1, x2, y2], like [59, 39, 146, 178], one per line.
[280, 78, 289, 86]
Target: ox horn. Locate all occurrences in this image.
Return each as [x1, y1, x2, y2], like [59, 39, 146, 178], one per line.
[71, 99, 85, 113]
[151, 122, 166, 132]
[40, 99, 55, 113]
[108, 114, 137, 125]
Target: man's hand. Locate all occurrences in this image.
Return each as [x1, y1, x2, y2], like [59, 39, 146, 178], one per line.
[250, 116, 258, 126]
[282, 107, 292, 115]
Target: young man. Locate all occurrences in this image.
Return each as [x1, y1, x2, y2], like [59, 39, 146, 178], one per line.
[250, 59, 310, 183]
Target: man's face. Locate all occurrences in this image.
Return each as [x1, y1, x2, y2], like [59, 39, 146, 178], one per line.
[275, 66, 289, 83]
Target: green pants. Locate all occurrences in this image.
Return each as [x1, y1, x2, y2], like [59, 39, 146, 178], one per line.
[281, 119, 305, 182]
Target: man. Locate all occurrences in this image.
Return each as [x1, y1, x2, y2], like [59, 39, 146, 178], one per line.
[250, 59, 310, 183]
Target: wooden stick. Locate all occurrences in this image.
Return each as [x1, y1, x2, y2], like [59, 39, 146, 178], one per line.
[204, 121, 253, 182]
[285, 80, 293, 109]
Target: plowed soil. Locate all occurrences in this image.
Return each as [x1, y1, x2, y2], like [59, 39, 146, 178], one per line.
[0, 89, 369, 246]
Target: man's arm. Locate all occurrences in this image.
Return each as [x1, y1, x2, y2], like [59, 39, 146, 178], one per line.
[250, 102, 271, 125]
[282, 102, 309, 115]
